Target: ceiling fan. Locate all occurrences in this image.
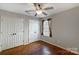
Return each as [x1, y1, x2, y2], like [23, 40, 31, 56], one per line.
[25, 3, 54, 16]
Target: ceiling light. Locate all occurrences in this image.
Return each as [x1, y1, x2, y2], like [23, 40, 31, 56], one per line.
[36, 10, 42, 14]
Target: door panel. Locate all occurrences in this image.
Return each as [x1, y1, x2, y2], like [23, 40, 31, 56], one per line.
[1, 16, 24, 50]
[29, 20, 40, 43]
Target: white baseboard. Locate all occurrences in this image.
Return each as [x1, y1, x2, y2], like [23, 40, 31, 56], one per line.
[41, 39, 79, 55]
[24, 39, 41, 45]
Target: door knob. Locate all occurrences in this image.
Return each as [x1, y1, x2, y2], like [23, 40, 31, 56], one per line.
[12, 33, 16, 35]
[34, 32, 36, 33]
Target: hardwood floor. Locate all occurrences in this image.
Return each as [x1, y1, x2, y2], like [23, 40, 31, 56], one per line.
[0, 40, 77, 55]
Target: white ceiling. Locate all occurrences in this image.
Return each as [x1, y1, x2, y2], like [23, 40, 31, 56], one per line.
[0, 3, 79, 18]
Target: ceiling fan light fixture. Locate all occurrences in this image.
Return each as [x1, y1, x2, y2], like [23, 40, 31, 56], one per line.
[36, 10, 42, 14]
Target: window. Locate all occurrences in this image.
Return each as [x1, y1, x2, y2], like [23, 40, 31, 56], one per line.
[43, 20, 50, 36]
[41, 18, 52, 37]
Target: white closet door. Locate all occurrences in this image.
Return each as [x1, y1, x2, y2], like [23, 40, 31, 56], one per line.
[29, 20, 40, 43]
[1, 16, 24, 50]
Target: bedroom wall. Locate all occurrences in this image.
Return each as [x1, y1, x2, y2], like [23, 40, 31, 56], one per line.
[41, 6, 79, 53]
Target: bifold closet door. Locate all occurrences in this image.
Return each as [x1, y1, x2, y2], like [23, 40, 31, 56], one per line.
[1, 16, 24, 50]
[29, 20, 40, 43]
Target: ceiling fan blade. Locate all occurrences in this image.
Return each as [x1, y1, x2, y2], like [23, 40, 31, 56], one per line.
[35, 13, 37, 16]
[42, 12, 48, 16]
[25, 10, 34, 12]
[33, 3, 37, 7]
[38, 4, 42, 9]
[33, 3, 42, 10]
[44, 7, 53, 10]
[33, 3, 38, 10]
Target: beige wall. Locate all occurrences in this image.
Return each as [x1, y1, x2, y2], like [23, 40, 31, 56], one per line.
[41, 6, 79, 53]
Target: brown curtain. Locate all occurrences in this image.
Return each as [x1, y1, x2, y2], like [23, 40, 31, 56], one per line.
[41, 20, 44, 35]
[40, 18, 44, 35]
[48, 18, 52, 37]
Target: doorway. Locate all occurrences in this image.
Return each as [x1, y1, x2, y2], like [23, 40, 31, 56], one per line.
[29, 19, 40, 43]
